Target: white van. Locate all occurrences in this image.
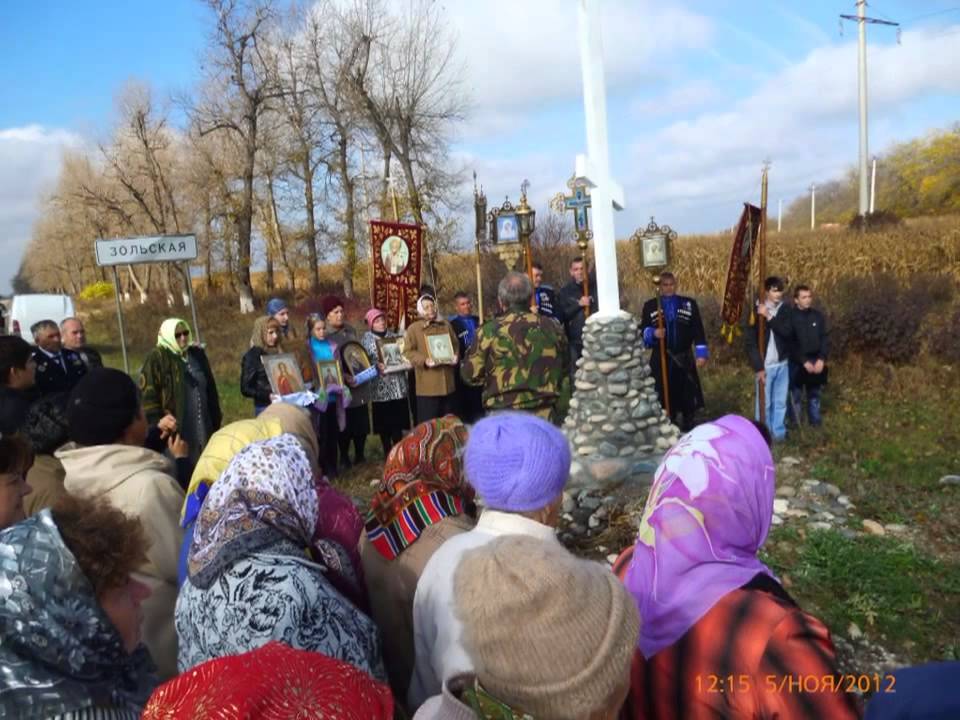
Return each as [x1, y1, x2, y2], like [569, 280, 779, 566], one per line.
[8, 294, 76, 342]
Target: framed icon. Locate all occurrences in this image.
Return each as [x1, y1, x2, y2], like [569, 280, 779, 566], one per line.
[496, 213, 519, 243]
[425, 331, 456, 365]
[340, 341, 372, 378]
[641, 233, 668, 269]
[376, 337, 412, 373]
[315, 360, 343, 393]
[380, 235, 410, 275]
[261, 353, 306, 396]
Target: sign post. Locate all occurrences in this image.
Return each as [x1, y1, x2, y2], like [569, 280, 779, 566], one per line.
[110, 266, 130, 374]
[95, 234, 200, 374]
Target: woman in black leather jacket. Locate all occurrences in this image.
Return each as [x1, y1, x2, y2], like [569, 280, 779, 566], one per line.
[240, 317, 284, 415]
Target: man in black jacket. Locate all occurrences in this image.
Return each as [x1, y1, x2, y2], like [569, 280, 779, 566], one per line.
[557, 257, 597, 380]
[449, 291, 484, 423]
[762, 284, 829, 427]
[30, 320, 87, 397]
[531, 262, 562, 323]
[61, 318, 103, 370]
[746, 276, 791, 441]
[640, 273, 708, 431]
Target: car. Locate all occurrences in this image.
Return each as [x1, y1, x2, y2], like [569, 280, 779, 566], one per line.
[8, 294, 76, 342]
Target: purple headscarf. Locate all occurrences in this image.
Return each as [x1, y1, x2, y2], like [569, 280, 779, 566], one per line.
[623, 414, 776, 659]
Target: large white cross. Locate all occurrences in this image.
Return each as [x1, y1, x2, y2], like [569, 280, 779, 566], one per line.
[575, 0, 624, 317]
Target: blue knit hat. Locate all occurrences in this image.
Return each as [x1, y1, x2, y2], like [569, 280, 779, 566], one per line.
[265, 298, 287, 316]
[464, 412, 571, 512]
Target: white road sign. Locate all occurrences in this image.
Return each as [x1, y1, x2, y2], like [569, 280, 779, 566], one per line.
[95, 235, 198, 267]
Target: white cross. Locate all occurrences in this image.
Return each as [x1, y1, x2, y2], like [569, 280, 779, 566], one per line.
[575, 0, 624, 316]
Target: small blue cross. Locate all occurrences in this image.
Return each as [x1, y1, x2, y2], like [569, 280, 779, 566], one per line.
[563, 186, 592, 233]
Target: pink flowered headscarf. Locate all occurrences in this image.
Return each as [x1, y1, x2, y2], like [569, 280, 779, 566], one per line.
[623, 414, 776, 659]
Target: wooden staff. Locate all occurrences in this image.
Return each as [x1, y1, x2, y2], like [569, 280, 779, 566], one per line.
[757, 166, 769, 426]
[654, 274, 670, 418]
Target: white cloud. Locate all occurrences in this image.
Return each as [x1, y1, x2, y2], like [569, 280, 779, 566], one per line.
[0, 125, 82, 294]
[447, 0, 714, 140]
[625, 24, 960, 230]
[630, 80, 720, 118]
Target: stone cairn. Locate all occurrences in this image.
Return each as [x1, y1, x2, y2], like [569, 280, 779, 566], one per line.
[563, 311, 681, 491]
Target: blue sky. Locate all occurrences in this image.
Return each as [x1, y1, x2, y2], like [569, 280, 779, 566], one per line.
[2, 0, 959, 293]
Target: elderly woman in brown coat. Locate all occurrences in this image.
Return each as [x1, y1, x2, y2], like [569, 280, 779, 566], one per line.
[403, 295, 459, 423]
[360, 416, 476, 702]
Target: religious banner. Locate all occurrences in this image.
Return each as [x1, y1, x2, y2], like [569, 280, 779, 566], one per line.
[370, 220, 423, 329]
[719, 203, 763, 343]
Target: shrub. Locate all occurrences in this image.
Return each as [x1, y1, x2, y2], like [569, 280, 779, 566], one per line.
[831, 272, 954, 364]
[931, 307, 960, 364]
[848, 210, 902, 232]
[78, 281, 115, 300]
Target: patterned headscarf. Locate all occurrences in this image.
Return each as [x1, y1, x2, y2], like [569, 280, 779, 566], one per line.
[181, 405, 319, 527]
[157, 317, 190, 359]
[143, 642, 393, 720]
[187, 435, 319, 588]
[623, 415, 776, 659]
[0, 511, 156, 717]
[365, 415, 473, 560]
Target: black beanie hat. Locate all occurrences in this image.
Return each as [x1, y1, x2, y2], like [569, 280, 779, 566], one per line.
[23, 393, 70, 454]
[67, 368, 141, 446]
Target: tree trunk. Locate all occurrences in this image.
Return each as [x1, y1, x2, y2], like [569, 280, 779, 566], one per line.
[204, 204, 214, 292]
[399, 157, 438, 291]
[265, 175, 296, 291]
[127, 265, 147, 304]
[339, 134, 356, 299]
[302, 154, 320, 292]
[265, 236, 275, 292]
[236, 113, 257, 314]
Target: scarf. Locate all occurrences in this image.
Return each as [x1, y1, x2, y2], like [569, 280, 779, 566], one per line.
[365, 415, 473, 560]
[0, 511, 156, 717]
[181, 405, 320, 527]
[417, 293, 437, 319]
[187, 435, 319, 588]
[157, 317, 189, 359]
[623, 414, 776, 659]
[143, 642, 393, 720]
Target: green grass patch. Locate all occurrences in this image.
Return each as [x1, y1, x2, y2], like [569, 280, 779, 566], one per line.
[763, 527, 960, 662]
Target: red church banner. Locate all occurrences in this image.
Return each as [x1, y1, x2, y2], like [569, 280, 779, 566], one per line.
[370, 220, 423, 329]
[720, 203, 762, 343]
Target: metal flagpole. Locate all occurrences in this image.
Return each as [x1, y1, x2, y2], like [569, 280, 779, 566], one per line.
[757, 165, 769, 426]
[112, 266, 130, 375]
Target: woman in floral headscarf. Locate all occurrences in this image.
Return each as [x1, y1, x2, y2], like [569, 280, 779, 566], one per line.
[139, 318, 221, 465]
[175, 434, 383, 680]
[360, 415, 476, 699]
[144, 642, 394, 720]
[614, 415, 860, 719]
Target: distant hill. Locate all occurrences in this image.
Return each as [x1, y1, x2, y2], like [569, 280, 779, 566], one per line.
[783, 124, 960, 228]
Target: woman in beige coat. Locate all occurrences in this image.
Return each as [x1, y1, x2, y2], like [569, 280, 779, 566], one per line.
[58, 368, 187, 680]
[403, 295, 459, 423]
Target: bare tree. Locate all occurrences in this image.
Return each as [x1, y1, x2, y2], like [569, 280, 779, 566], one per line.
[189, 0, 283, 312]
[346, 0, 467, 290]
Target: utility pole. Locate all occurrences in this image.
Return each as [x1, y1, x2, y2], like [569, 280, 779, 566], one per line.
[870, 156, 878, 213]
[777, 198, 782, 232]
[840, 2, 898, 220]
[810, 184, 816, 230]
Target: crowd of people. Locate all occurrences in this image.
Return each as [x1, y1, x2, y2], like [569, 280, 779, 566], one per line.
[0, 274, 954, 719]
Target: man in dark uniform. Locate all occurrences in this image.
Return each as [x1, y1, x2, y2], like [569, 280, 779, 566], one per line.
[449, 291, 484, 423]
[531, 262, 563, 323]
[61, 317, 103, 370]
[762, 284, 829, 427]
[557, 256, 597, 381]
[640, 272, 708, 431]
[30, 319, 87, 396]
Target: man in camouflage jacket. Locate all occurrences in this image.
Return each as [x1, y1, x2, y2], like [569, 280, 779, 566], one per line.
[461, 272, 568, 424]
